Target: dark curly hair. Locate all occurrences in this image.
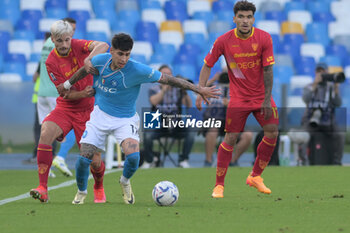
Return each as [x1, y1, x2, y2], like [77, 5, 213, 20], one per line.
[111, 33, 133, 51]
[233, 0, 256, 15]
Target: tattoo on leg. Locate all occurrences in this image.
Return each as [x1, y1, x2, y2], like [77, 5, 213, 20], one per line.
[126, 141, 138, 151]
[80, 143, 98, 160]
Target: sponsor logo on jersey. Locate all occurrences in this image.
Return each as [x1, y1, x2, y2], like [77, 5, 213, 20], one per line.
[49, 73, 56, 81]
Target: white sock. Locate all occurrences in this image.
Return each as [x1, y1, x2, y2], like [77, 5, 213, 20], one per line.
[120, 175, 130, 184]
[55, 155, 65, 161]
[78, 190, 87, 194]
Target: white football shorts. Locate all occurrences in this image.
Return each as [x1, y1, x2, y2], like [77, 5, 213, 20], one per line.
[37, 96, 57, 124]
[80, 105, 140, 151]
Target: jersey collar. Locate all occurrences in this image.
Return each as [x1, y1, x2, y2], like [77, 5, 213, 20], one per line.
[234, 27, 255, 40]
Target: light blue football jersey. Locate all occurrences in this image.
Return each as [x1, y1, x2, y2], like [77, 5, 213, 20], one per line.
[91, 53, 162, 117]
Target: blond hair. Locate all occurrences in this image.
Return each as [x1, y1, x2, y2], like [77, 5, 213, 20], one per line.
[50, 20, 73, 38]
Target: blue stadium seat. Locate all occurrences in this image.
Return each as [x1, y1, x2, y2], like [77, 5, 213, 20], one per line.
[283, 33, 305, 48]
[149, 53, 173, 66]
[73, 30, 85, 39]
[15, 18, 39, 34]
[139, 0, 161, 10]
[0, 30, 11, 55]
[216, 10, 233, 22]
[306, 1, 330, 13]
[265, 10, 287, 24]
[192, 11, 214, 27]
[154, 43, 177, 61]
[274, 65, 294, 84]
[111, 20, 136, 38]
[259, 1, 283, 13]
[92, 0, 115, 11]
[116, 0, 138, 12]
[30, 53, 41, 62]
[69, 10, 91, 31]
[135, 21, 158, 45]
[277, 41, 301, 62]
[295, 56, 316, 76]
[326, 44, 348, 66]
[179, 43, 201, 58]
[86, 32, 109, 42]
[5, 53, 26, 64]
[270, 33, 280, 53]
[0, 5, 20, 25]
[275, 54, 294, 68]
[208, 20, 231, 34]
[13, 30, 35, 42]
[284, 1, 305, 13]
[3, 62, 26, 77]
[164, 0, 188, 23]
[95, 8, 118, 26]
[333, 35, 350, 54]
[306, 22, 330, 46]
[118, 10, 140, 30]
[0, 53, 3, 72]
[212, 0, 233, 13]
[184, 33, 207, 51]
[173, 64, 197, 82]
[173, 52, 197, 66]
[21, 10, 43, 23]
[131, 54, 147, 64]
[312, 12, 335, 23]
[319, 55, 342, 67]
[46, 8, 68, 19]
[343, 57, 350, 67]
[208, 32, 222, 45]
[45, 0, 67, 10]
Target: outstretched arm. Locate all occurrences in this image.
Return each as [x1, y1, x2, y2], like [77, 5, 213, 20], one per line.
[261, 64, 274, 120]
[196, 64, 212, 110]
[158, 73, 220, 105]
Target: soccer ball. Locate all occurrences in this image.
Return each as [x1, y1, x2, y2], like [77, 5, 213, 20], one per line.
[152, 181, 179, 206]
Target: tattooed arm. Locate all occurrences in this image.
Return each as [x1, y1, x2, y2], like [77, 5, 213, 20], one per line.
[56, 67, 90, 96]
[158, 73, 221, 105]
[261, 64, 274, 120]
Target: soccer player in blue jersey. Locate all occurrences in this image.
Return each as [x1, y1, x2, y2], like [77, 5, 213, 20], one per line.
[58, 33, 220, 204]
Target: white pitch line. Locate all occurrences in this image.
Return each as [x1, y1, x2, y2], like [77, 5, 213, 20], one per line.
[0, 169, 121, 206]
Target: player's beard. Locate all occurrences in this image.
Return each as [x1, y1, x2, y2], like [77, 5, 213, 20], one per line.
[238, 29, 251, 35]
[58, 47, 69, 56]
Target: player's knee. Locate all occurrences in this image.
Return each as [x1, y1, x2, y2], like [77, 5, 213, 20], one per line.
[242, 131, 253, 141]
[121, 139, 139, 155]
[80, 143, 97, 160]
[224, 133, 238, 146]
[265, 130, 279, 139]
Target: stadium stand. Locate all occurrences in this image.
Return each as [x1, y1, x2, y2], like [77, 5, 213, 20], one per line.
[0, 0, 348, 115]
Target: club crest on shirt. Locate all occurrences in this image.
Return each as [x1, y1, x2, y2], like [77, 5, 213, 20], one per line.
[111, 80, 117, 86]
[252, 43, 258, 51]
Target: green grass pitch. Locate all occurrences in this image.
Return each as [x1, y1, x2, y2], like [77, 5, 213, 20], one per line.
[0, 166, 349, 233]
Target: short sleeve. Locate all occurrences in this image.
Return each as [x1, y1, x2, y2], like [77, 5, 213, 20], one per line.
[72, 39, 93, 54]
[261, 33, 275, 67]
[132, 60, 162, 85]
[204, 37, 224, 68]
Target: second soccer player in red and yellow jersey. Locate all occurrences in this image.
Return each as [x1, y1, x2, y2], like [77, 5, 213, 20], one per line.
[196, 0, 279, 198]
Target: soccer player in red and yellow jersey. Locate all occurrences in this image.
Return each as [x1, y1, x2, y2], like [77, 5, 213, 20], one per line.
[29, 20, 109, 203]
[196, 0, 279, 198]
